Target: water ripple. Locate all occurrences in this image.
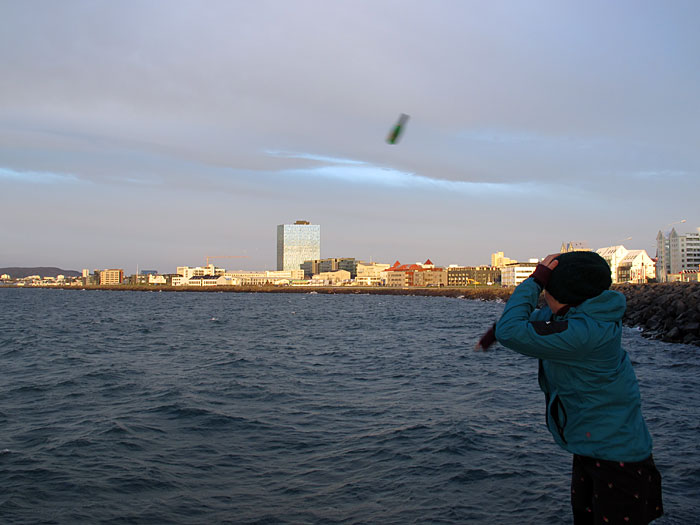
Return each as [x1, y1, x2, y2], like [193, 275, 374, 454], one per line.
[0, 289, 696, 524]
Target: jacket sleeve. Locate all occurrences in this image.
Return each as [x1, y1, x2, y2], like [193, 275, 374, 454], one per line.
[494, 278, 589, 363]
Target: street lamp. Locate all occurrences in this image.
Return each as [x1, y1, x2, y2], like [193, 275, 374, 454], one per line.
[665, 219, 687, 230]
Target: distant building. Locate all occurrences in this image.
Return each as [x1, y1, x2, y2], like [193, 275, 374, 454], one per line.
[491, 252, 515, 268]
[595, 246, 628, 284]
[664, 269, 700, 283]
[616, 250, 655, 283]
[223, 269, 305, 286]
[302, 257, 357, 279]
[99, 269, 124, 285]
[501, 261, 538, 287]
[312, 269, 351, 285]
[384, 259, 446, 287]
[656, 227, 700, 281]
[187, 275, 230, 287]
[447, 266, 500, 286]
[355, 261, 391, 286]
[277, 220, 321, 272]
[560, 241, 590, 253]
[176, 264, 225, 279]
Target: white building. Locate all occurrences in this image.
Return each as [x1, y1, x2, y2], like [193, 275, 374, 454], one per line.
[616, 250, 655, 283]
[223, 269, 305, 286]
[655, 227, 700, 282]
[148, 274, 167, 285]
[177, 264, 225, 279]
[312, 269, 351, 285]
[187, 275, 230, 287]
[355, 261, 391, 286]
[595, 246, 628, 284]
[501, 261, 538, 287]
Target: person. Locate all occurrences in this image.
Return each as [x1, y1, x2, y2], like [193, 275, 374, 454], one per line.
[476, 251, 663, 524]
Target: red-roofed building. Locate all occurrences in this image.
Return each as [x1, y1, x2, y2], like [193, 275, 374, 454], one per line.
[385, 259, 447, 287]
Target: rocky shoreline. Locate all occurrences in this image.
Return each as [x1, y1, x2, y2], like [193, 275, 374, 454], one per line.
[8, 282, 700, 347]
[615, 282, 700, 347]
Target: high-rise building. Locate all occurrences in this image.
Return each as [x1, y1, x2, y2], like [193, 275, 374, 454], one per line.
[656, 227, 700, 281]
[277, 220, 321, 271]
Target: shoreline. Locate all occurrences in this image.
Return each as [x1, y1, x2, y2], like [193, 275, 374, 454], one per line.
[2, 283, 514, 301]
[5, 282, 699, 346]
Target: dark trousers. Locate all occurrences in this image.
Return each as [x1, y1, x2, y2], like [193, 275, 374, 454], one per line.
[571, 454, 663, 524]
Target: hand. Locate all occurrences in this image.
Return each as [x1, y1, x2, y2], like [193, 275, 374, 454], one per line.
[540, 253, 561, 270]
[475, 324, 497, 351]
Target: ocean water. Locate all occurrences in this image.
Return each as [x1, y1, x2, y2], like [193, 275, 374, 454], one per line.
[0, 288, 697, 524]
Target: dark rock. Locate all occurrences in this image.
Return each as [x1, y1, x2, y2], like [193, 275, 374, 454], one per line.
[614, 282, 700, 348]
[682, 321, 700, 334]
[665, 326, 682, 342]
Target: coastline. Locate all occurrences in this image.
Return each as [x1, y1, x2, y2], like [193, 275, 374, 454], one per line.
[5, 282, 699, 346]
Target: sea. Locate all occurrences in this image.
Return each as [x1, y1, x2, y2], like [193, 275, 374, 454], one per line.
[1, 288, 698, 524]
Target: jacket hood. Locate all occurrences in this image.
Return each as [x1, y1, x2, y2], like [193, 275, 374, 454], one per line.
[575, 289, 626, 321]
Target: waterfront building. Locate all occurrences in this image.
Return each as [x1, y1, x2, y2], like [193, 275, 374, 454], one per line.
[176, 264, 225, 279]
[302, 257, 357, 279]
[668, 228, 700, 276]
[312, 269, 351, 286]
[277, 220, 321, 272]
[384, 260, 446, 287]
[616, 250, 655, 283]
[355, 262, 391, 286]
[187, 275, 230, 287]
[300, 260, 320, 279]
[501, 261, 538, 287]
[491, 252, 515, 268]
[655, 227, 700, 282]
[99, 269, 124, 285]
[413, 266, 447, 287]
[670, 269, 700, 283]
[656, 230, 670, 282]
[447, 266, 500, 286]
[224, 269, 305, 286]
[595, 246, 628, 284]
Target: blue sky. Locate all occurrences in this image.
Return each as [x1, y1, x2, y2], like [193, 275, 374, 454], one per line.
[1, 0, 698, 272]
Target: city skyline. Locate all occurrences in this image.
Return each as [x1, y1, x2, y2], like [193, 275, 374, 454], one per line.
[2, 2, 699, 272]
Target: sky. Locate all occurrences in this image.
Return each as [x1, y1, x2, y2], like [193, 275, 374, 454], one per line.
[1, 0, 699, 273]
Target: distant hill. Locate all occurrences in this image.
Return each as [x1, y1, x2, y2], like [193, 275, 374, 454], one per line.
[0, 267, 81, 279]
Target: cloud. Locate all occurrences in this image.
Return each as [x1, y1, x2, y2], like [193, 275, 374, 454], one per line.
[0, 167, 80, 184]
[265, 151, 542, 195]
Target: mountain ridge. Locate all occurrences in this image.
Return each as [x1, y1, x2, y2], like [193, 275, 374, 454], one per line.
[0, 267, 81, 278]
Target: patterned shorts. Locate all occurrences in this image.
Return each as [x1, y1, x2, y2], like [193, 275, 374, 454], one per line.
[571, 454, 663, 524]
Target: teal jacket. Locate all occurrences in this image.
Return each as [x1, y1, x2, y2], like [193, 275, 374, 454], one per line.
[494, 277, 653, 462]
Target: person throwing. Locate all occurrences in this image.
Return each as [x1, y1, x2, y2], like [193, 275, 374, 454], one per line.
[476, 251, 663, 524]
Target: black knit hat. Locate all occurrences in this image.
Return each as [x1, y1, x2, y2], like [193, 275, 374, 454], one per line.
[545, 251, 612, 305]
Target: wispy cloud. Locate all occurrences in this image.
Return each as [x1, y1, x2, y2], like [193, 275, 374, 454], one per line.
[265, 150, 367, 165]
[266, 151, 541, 195]
[0, 167, 79, 184]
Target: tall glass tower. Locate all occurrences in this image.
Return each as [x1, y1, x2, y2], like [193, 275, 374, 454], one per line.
[277, 220, 321, 271]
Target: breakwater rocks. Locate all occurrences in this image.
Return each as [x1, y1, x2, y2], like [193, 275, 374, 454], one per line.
[615, 283, 700, 347]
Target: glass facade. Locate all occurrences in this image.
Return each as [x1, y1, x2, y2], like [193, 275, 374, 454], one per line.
[277, 223, 321, 271]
